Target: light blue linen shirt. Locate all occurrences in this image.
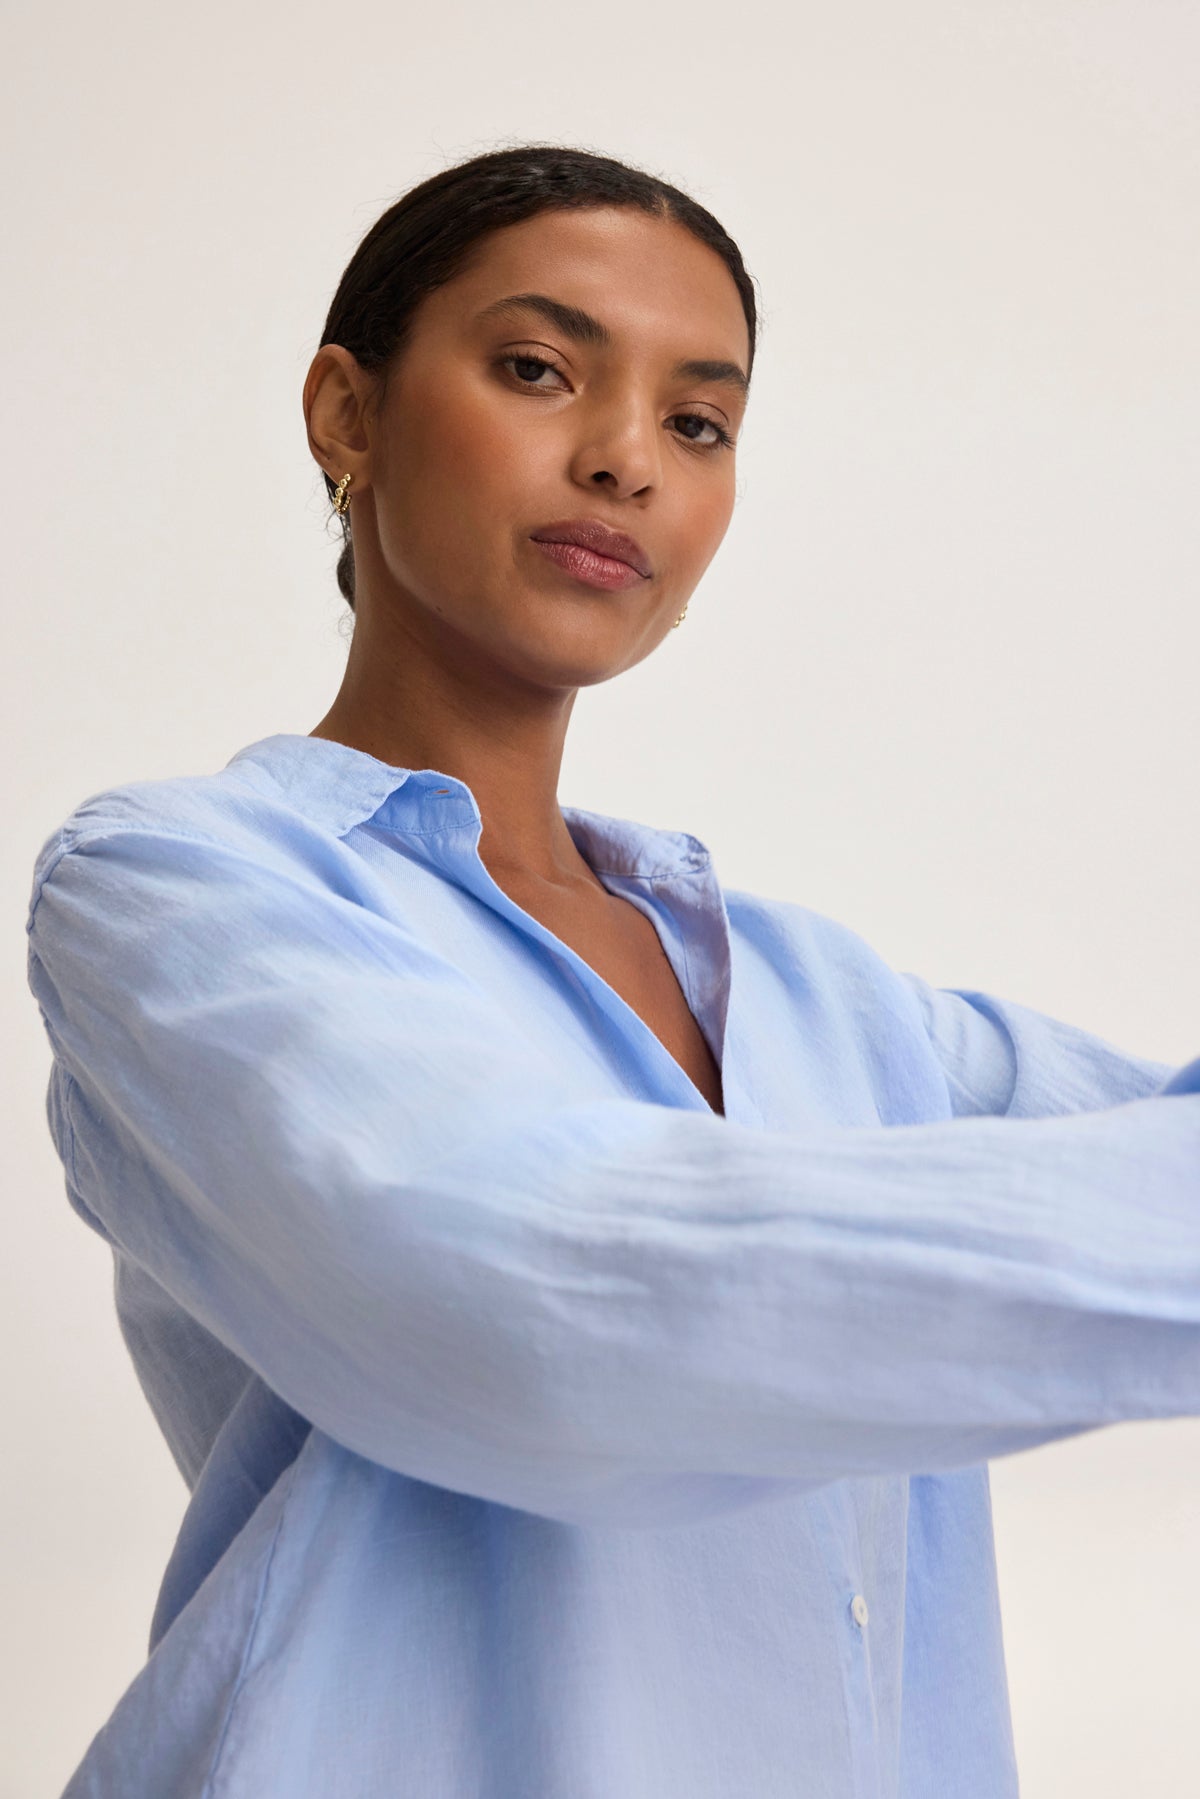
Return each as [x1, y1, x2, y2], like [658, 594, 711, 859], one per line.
[26, 731, 1200, 1799]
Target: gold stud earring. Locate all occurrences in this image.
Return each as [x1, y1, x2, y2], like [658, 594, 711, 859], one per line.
[332, 472, 354, 516]
[672, 604, 689, 628]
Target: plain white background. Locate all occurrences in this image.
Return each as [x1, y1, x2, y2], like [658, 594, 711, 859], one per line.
[4, 2, 1198, 1793]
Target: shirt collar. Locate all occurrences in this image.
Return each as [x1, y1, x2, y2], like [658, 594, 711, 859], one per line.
[222, 733, 711, 882]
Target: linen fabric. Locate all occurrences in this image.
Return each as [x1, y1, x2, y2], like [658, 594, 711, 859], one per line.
[26, 732, 1200, 1798]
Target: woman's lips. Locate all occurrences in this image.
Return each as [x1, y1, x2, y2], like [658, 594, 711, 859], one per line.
[531, 538, 648, 592]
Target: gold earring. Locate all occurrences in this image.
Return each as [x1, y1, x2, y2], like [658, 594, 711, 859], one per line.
[672, 604, 689, 628]
[333, 472, 354, 515]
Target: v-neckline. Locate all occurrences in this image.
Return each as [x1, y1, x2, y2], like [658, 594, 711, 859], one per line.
[463, 829, 730, 1120]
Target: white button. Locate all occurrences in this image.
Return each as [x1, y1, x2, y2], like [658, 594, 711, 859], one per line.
[850, 1594, 869, 1628]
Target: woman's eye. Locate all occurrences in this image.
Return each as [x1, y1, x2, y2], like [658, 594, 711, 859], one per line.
[503, 353, 564, 388]
[672, 413, 734, 451]
[500, 355, 734, 452]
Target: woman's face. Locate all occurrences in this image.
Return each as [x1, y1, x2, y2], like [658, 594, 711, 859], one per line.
[317, 204, 750, 687]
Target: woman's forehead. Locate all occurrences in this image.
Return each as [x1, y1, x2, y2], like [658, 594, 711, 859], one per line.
[426, 208, 751, 371]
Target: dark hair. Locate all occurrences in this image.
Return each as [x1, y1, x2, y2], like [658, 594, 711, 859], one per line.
[316, 142, 761, 611]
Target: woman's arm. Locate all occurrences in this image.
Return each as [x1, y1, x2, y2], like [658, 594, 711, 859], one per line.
[27, 822, 1200, 1531]
[898, 967, 1185, 1118]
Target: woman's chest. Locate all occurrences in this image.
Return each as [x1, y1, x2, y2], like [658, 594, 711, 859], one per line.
[501, 882, 725, 1116]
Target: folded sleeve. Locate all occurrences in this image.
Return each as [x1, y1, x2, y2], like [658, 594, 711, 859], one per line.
[897, 968, 1190, 1119]
[27, 823, 1200, 1531]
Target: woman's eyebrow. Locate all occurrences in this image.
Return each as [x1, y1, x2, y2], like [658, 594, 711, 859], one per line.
[473, 291, 750, 398]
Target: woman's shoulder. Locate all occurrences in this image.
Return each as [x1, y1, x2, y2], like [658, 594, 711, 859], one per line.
[27, 735, 347, 929]
[723, 881, 908, 992]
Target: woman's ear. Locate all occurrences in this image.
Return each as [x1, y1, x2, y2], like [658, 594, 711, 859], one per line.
[303, 342, 374, 490]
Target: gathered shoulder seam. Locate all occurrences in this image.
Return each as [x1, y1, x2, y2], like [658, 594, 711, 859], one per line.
[27, 819, 273, 936]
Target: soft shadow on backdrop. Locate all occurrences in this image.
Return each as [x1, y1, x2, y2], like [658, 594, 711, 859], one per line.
[4, 4, 1197, 1795]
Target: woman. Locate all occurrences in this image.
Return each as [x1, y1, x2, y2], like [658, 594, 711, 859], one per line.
[27, 144, 1200, 1798]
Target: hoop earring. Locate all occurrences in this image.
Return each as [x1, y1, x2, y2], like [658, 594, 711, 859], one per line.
[672, 604, 688, 628]
[333, 472, 354, 516]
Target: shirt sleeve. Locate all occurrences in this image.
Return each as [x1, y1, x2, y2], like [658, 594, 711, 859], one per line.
[897, 968, 1188, 1119]
[27, 822, 1200, 1532]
